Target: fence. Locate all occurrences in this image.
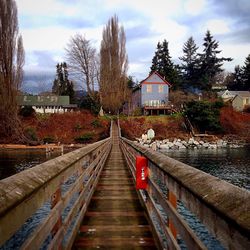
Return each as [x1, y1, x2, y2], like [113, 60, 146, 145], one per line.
[120, 135, 250, 249]
[0, 135, 112, 249]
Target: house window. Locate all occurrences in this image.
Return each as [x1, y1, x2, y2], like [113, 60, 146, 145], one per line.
[146, 85, 152, 93]
[246, 98, 249, 105]
[158, 85, 164, 93]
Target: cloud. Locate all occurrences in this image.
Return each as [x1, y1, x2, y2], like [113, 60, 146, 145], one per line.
[205, 19, 230, 35]
[184, 0, 206, 15]
[16, 0, 250, 87]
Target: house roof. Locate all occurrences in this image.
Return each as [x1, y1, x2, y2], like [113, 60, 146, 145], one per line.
[17, 95, 70, 106]
[140, 71, 171, 86]
[232, 91, 250, 99]
[218, 90, 250, 97]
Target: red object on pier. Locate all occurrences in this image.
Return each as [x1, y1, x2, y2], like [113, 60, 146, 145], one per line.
[136, 156, 148, 189]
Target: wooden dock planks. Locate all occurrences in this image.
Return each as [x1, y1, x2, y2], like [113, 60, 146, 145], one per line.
[73, 124, 157, 249]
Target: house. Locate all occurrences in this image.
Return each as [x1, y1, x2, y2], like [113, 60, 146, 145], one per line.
[232, 92, 250, 111]
[217, 90, 249, 102]
[17, 95, 77, 113]
[124, 71, 172, 115]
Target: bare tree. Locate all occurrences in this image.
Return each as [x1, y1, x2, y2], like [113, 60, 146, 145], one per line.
[65, 34, 98, 99]
[0, 0, 25, 142]
[100, 15, 129, 113]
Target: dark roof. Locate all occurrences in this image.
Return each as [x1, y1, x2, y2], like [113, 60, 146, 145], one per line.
[17, 95, 70, 106]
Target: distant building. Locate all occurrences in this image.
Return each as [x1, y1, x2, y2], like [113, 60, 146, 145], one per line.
[211, 84, 227, 91]
[218, 90, 250, 104]
[232, 92, 250, 111]
[17, 95, 77, 113]
[124, 71, 172, 115]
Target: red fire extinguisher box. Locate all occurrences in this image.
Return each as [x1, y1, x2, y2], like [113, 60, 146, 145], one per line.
[136, 156, 148, 189]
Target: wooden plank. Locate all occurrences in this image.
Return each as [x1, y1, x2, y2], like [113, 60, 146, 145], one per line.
[74, 237, 156, 247]
[73, 122, 157, 249]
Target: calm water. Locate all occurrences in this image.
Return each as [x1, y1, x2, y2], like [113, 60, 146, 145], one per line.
[161, 147, 250, 190]
[0, 149, 66, 180]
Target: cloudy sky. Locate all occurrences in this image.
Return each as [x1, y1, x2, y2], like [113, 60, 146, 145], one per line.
[16, 0, 250, 91]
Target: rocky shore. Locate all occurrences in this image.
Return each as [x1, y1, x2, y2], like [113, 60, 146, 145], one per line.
[136, 137, 247, 150]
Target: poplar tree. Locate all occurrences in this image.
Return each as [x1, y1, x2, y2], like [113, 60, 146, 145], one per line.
[100, 15, 129, 113]
[0, 0, 25, 142]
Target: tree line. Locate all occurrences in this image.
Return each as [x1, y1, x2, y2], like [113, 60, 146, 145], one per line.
[150, 31, 250, 91]
[0, 0, 128, 142]
[52, 15, 129, 114]
[1, 0, 249, 143]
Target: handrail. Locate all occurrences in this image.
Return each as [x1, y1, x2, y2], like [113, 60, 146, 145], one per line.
[0, 135, 112, 249]
[119, 133, 250, 249]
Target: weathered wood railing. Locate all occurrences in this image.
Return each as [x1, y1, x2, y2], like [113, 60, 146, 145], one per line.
[119, 135, 250, 249]
[0, 133, 112, 249]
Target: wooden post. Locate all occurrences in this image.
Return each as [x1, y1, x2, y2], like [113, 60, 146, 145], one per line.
[168, 190, 177, 239]
[51, 188, 62, 249]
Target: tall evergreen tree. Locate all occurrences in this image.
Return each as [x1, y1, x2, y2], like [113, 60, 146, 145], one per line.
[150, 42, 161, 73]
[198, 30, 232, 90]
[179, 36, 200, 88]
[228, 65, 244, 90]
[150, 39, 181, 86]
[242, 54, 250, 90]
[52, 62, 75, 102]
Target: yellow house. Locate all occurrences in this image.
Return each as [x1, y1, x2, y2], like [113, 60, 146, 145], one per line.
[232, 92, 250, 111]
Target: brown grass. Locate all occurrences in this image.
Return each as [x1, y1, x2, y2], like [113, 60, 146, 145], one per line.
[119, 115, 188, 140]
[21, 110, 110, 144]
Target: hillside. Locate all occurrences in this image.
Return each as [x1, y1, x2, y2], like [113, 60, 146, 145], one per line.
[119, 114, 188, 140]
[21, 110, 110, 144]
[119, 109, 250, 142]
[220, 107, 250, 141]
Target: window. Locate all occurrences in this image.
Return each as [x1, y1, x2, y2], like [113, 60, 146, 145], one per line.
[146, 84, 152, 93]
[158, 85, 164, 93]
[246, 98, 249, 105]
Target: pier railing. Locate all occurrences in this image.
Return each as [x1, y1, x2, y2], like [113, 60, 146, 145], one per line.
[120, 136, 250, 249]
[0, 136, 112, 249]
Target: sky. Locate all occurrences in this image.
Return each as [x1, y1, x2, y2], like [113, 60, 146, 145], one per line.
[16, 0, 250, 92]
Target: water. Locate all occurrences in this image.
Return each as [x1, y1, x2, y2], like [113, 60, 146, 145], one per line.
[160, 147, 250, 190]
[0, 149, 68, 180]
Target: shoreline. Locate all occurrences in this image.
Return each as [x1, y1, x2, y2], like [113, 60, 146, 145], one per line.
[0, 144, 83, 150]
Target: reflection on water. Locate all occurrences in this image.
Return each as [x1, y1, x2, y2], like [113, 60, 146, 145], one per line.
[0, 149, 64, 180]
[161, 147, 250, 190]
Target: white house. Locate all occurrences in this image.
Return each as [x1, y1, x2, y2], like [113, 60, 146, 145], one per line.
[17, 95, 77, 113]
[232, 92, 250, 111]
[218, 90, 250, 103]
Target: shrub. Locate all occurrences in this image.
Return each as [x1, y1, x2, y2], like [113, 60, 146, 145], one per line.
[244, 105, 250, 113]
[184, 100, 224, 133]
[79, 93, 101, 114]
[19, 106, 35, 117]
[74, 123, 82, 131]
[132, 107, 142, 116]
[24, 127, 38, 141]
[91, 119, 102, 128]
[74, 132, 94, 143]
[43, 136, 55, 144]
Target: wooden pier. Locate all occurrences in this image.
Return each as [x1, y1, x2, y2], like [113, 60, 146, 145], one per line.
[73, 123, 157, 249]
